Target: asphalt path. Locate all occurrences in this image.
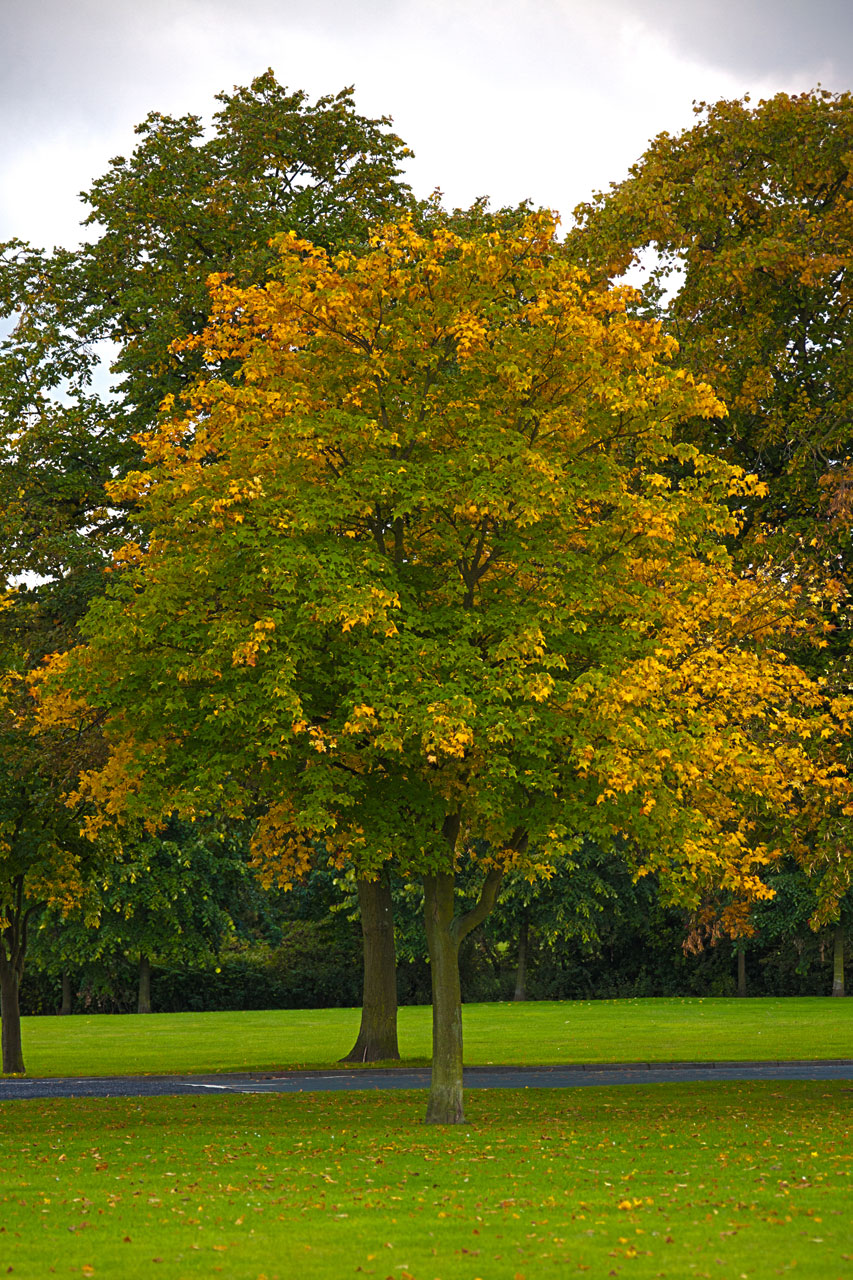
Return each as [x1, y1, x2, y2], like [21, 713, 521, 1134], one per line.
[2, 1060, 852, 1101]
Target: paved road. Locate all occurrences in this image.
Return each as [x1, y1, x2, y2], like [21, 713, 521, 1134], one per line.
[1, 1060, 852, 1100]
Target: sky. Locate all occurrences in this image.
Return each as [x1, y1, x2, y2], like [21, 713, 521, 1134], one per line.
[2, 0, 852, 251]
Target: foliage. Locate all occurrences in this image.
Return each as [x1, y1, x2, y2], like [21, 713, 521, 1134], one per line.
[571, 87, 853, 549]
[0, 71, 414, 601]
[37, 213, 852, 925]
[0, 599, 104, 963]
[570, 89, 853, 921]
[24, 926, 363, 1016]
[27, 819, 252, 1005]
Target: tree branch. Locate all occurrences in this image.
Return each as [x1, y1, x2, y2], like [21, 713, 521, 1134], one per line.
[451, 866, 504, 945]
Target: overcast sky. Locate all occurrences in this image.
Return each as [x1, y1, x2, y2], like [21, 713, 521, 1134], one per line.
[2, 0, 851, 250]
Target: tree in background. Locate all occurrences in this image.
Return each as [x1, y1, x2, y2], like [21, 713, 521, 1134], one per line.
[0, 595, 109, 1072]
[571, 88, 853, 545]
[0, 70, 414, 1061]
[29, 820, 250, 1015]
[571, 88, 853, 931]
[37, 213, 852, 1119]
[486, 841, 624, 1002]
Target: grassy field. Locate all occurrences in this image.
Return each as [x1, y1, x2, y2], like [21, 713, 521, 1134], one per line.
[1, 1082, 850, 1279]
[6, 997, 852, 1077]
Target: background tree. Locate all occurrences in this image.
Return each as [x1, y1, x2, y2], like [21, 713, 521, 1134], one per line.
[570, 88, 853, 928]
[485, 841, 625, 1002]
[38, 213, 852, 1120]
[31, 819, 250, 1015]
[571, 88, 853, 544]
[0, 70, 414, 1060]
[0, 596, 108, 1072]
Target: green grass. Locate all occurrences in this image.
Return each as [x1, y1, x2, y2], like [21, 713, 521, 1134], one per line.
[2, 1082, 851, 1278]
[7, 997, 853, 1078]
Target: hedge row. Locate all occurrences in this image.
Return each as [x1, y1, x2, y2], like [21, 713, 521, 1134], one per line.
[20, 914, 842, 1015]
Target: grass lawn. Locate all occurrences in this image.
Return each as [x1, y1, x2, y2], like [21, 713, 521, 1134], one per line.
[1, 1082, 850, 1279]
[7, 997, 852, 1078]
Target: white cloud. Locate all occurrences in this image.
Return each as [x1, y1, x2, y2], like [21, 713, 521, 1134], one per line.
[1, 0, 846, 249]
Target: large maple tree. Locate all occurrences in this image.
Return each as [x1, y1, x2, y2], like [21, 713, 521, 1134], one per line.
[38, 213, 850, 1121]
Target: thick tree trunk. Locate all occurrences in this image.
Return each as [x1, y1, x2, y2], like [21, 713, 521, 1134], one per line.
[137, 954, 152, 1014]
[0, 952, 25, 1074]
[514, 912, 529, 1002]
[1, 878, 35, 1074]
[832, 925, 845, 997]
[341, 874, 400, 1062]
[737, 947, 747, 998]
[424, 872, 465, 1124]
[60, 972, 73, 1016]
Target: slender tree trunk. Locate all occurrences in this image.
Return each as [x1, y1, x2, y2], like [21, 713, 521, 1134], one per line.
[0, 950, 25, 1074]
[424, 872, 465, 1124]
[737, 947, 747, 998]
[422, 820, 508, 1125]
[514, 911, 529, 1002]
[137, 954, 152, 1014]
[60, 972, 73, 1016]
[341, 874, 400, 1062]
[832, 925, 845, 997]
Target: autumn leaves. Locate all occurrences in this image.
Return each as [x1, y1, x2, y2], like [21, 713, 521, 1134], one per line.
[32, 206, 852, 1118]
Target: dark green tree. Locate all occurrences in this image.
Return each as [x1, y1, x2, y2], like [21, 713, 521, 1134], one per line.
[1, 70, 414, 1063]
[571, 88, 853, 932]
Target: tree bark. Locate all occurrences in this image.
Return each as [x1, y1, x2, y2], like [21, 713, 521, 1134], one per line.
[514, 911, 529, 1002]
[340, 873, 400, 1062]
[60, 972, 73, 1016]
[0, 877, 35, 1074]
[0, 951, 25, 1074]
[737, 947, 747, 998]
[137, 954, 152, 1014]
[832, 924, 845, 997]
[424, 872, 465, 1124]
[422, 824, 507, 1125]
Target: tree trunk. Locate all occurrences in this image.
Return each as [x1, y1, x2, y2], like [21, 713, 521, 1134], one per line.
[422, 825, 507, 1125]
[514, 911, 529, 1002]
[424, 872, 465, 1124]
[0, 951, 25, 1074]
[832, 924, 845, 997]
[737, 947, 747, 998]
[340, 874, 400, 1062]
[60, 972, 73, 1016]
[137, 954, 152, 1014]
[0, 878, 35, 1074]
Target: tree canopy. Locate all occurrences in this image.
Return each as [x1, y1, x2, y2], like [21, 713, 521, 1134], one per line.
[571, 87, 853, 554]
[0, 69, 413, 604]
[570, 87, 853, 922]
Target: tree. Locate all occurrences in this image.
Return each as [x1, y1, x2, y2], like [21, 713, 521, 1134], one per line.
[0, 596, 107, 1072]
[1, 70, 414, 1061]
[37, 213, 851, 1120]
[483, 840, 624, 1001]
[570, 87, 853, 933]
[30, 819, 249, 1015]
[570, 88, 853, 543]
